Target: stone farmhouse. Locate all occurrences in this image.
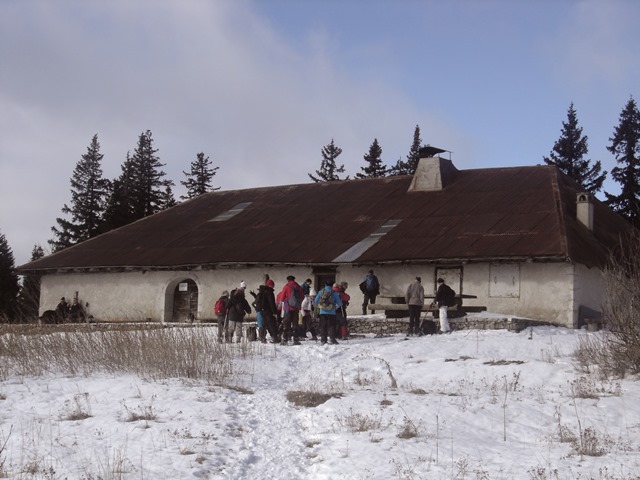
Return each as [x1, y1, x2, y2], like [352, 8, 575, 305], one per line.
[18, 152, 631, 329]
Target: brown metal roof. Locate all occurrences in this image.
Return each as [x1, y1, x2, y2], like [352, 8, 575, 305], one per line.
[19, 163, 631, 272]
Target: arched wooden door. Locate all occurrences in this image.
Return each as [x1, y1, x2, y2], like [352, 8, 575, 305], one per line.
[172, 279, 198, 322]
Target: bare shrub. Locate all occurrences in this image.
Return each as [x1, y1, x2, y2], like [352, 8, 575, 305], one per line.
[0, 426, 10, 477]
[122, 397, 158, 422]
[396, 415, 419, 439]
[572, 426, 608, 457]
[61, 392, 92, 421]
[335, 408, 383, 433]
[577, 229, 640, 377]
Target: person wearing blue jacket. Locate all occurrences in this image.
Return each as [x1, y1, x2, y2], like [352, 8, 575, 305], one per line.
[314, 281, 343, 345]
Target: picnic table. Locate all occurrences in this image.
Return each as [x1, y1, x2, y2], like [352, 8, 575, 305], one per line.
[368, 293, 484, 318]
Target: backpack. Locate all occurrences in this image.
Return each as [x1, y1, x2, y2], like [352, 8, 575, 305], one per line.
[214, 297, 227, 316]
[287, 285, 303, 310]
[254, 290, 264, 312]
[443, 285, 456, 307]
[318, 289, 335, 310]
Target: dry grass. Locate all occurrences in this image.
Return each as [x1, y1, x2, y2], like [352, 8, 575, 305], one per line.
[0, 324, 236, 383]
[286, 390, 342, 408]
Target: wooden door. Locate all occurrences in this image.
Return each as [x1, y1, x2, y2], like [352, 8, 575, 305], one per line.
[172, 279, 198, 322]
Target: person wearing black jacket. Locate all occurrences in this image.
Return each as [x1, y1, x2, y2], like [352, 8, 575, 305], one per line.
[435, 278, 453, 334]
[226, 282, 252, 343]
[254, 279, 279, 343]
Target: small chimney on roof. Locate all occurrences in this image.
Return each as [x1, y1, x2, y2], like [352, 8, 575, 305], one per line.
[408, 146, 458, 192]
[576, 192, 594, 231]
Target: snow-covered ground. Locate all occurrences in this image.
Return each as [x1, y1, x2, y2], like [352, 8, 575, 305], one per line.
[1, 323, 640, 479]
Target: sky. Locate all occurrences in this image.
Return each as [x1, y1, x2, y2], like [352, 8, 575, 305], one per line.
[2, 323, 640, 479]
[1, 0, 639, 266]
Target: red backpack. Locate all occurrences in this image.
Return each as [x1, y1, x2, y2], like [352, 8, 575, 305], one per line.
[214, 297, 228, 316]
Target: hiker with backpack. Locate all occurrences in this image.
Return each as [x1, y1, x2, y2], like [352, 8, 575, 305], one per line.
[314, 280, 343, 345]
[405, 276, 425, 337]
[278, 275, 305, 346]
[360, 269, 380, 315]
[226, 281, 252, 343]
[300, 287, 319, 341]
[214, 290, 230, 342]
[254, 279, 279, 343]
[435, 277, 455, 334]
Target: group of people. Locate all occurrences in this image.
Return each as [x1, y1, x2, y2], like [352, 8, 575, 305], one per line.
[214, 270, 455, 342]
[405, 276, 453, 336]
[51, 296, 86, 323]
[214, 274, 351, 345]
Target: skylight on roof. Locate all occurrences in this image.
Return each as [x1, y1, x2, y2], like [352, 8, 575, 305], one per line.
[208, 202, 252, 222]
[332, 219, 402, 263]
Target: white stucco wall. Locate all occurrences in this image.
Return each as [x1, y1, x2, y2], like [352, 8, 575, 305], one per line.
[572, 263, 604, 327]
[39, 261, 602, 328]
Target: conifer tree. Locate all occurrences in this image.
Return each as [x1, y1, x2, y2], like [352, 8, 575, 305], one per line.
[543, 103, 607, 194]
[128, 130, 175, 218]
[605, 97, 640, 225]
[180, 152, 220, 199]
[17, 244, 44, 322]
[309, 139, 347, 182]
[102, 152, 136, 231]
[50, 134, 109, 251]
[103, 130, 175, 230]
[356, 138, 387, 178]
[0, 231, 19, 322]
[390, 125, 423, 176]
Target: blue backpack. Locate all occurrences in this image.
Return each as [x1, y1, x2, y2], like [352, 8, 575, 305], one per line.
[287, 285, 303, 309]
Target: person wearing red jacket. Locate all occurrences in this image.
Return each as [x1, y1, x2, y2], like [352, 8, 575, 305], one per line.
[278, 275, 305, 345]
[334, 282, 351, 338]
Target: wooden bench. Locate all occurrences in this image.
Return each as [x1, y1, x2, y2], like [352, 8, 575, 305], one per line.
[369, 294, 485, 318]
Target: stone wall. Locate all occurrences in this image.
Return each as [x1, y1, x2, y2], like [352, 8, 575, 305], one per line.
[345, 314, 550, 335]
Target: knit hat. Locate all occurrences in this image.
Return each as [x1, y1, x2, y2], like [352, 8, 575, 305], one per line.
[437, 278, 444, 283]
[239, 280, 247, 289]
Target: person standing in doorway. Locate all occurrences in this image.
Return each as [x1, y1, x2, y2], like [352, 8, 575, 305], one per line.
[405, 276, 425, 336]
[435, 278, 453, 334]
[360, 270, 380, 315]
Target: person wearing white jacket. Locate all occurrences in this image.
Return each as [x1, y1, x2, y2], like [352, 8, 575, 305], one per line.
[300, 288, 318, 341]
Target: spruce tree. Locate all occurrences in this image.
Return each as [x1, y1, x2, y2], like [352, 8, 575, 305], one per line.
[103, 130, 175, 230]
[605, 97, 640, 225]
[50, 134, 109, 251]
[309, 139, 347, 182]
[356, 138, 387, 178]
[543, 103, 607, 194]
[180, 152, 220, 199]
[102, 152, 136, 231]
[0, 231, 19, 322]
[17, 244, 44, 322]
[390, 125, 423, 176]
[128, 130, 175, 218]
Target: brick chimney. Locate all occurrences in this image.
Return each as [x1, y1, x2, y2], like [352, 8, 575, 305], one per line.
[576, 192, 594, 231]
